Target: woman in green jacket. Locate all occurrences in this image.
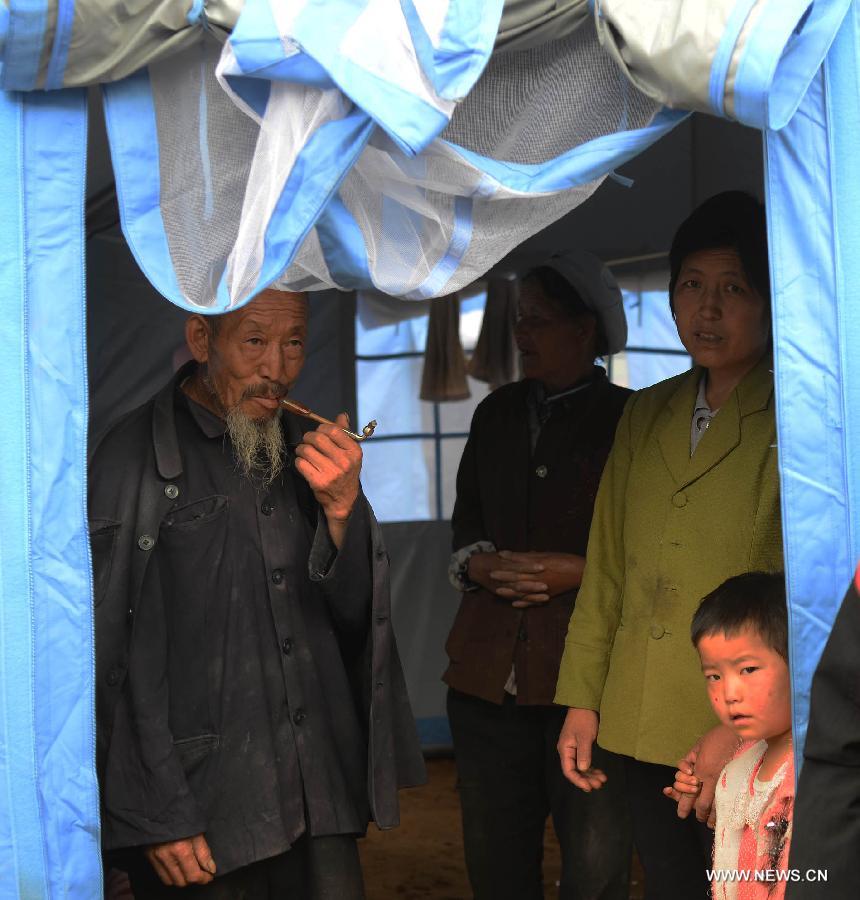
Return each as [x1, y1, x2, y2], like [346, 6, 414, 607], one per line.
[554, 191, 782, 899]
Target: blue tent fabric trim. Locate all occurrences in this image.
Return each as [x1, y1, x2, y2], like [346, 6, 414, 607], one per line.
[405, 195, 473, 300]
[0, 6, 9, 54]
[733, 0, 851, 130]
[0, 86, 101, 899]
[102, 72, 185, 308]
[444, 107, 689, 195]
[399, 0, 502, 101]
[105, 56, 374, 312]
[826, 1, 860, 558]
[708, 0, 757, 117]
[44, 0, 75, 89]
[764, 5, 860, 767]
[1, 0, 49, 90]
[25, 88, 102, 898]
[229, 0, 502, 157]
[314, 193, 373, 289]
[250, 107, 375, 300]
[228, 0, 305, 76]
[0, 84, 48, 900]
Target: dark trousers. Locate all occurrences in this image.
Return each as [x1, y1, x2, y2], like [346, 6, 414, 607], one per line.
[623, 756, 713, 900]
[120, 834, 365, 900]
[447, 688, 631, 900]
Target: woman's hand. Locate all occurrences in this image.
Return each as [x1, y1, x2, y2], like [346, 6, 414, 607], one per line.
[468, 550, 585, 607]
[558, 707, 606, 791]
[466, 551, 519, 593]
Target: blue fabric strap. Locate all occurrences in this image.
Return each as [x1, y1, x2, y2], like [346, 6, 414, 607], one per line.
[2, 0, 49, 90]
[188, 0, 208, 26]
[0, 5, 9, 55]
[764, 5, 860, 769]
[708, 0, 757, 116]
[0, 84, 47, 900]
[0, 86, 101, 899]
[826, 2, 860, 567]
[44, 0, 75, 89]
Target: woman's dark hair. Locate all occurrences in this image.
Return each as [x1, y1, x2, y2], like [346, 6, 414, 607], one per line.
[691, 572, 788, 661]
[522, 266, 609, 356]
[669, 191, 770, 313]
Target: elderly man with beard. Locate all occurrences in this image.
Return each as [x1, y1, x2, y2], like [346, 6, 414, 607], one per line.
[90, 289, 424, 899]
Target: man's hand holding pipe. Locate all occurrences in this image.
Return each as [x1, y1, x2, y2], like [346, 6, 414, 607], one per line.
[294, 413, 362, 549]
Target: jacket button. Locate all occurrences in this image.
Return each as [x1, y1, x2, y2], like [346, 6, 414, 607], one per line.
[271, 569, 284, 585]
[535, 465, 548, 478]
[137, 534, 155, 551]
[292, 708, 306, 725]
[126, 608, 134, 625]
[650, 624, 666, 640]
[672, 492, 687, 508]
[282, 637, 292, 655]
[261, 502, 273, 516]
[106, 669, 121, 686]
[164, 484, 179, 500]
[517, 627, 527, 642]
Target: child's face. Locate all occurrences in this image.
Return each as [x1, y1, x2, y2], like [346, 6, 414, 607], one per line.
[697, 626, 791, 744]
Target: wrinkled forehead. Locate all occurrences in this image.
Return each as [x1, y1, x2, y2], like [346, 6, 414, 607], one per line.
[212, 289, 308, 335]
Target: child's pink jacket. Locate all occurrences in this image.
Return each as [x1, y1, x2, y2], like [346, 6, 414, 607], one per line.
[712, 740, 795, 900]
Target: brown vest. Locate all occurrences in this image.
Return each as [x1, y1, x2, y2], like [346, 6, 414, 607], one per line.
[444, 373, 631, 705]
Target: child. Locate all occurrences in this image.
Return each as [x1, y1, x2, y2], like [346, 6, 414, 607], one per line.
[672, 572, 794, 899]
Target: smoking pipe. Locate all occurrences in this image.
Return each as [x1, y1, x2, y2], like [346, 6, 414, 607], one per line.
[279, 397, 377, 442]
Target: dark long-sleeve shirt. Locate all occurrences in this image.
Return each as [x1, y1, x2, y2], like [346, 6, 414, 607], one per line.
[99, 385, 374, 874]
[443, 368, 632, 704]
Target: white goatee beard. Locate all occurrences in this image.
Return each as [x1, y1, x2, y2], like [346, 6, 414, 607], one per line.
[224, 406, 286, 487]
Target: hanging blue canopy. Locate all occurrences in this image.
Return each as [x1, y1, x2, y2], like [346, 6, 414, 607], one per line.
[1, 2, 858, 896]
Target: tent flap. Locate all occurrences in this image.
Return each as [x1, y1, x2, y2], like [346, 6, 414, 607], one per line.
[0, 0, 240, 90]
[0, 85, 101, 898]
[765, 2, 860, 763]
[596, 0, 851, 129]
[99, 7, 681, 308]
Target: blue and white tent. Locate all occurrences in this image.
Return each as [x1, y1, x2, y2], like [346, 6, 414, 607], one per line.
[2, 1, 859, 895]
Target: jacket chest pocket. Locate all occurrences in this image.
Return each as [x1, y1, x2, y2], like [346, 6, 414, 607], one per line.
[158, 495, 230, 643]
[158, 495, 230, 734]
[89, 518, 121, 608]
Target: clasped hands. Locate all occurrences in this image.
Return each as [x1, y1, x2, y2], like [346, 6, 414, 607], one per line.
[467, 550, 584, 607]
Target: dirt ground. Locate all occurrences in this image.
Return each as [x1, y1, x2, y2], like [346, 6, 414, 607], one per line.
[359, 757, 645, 900]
